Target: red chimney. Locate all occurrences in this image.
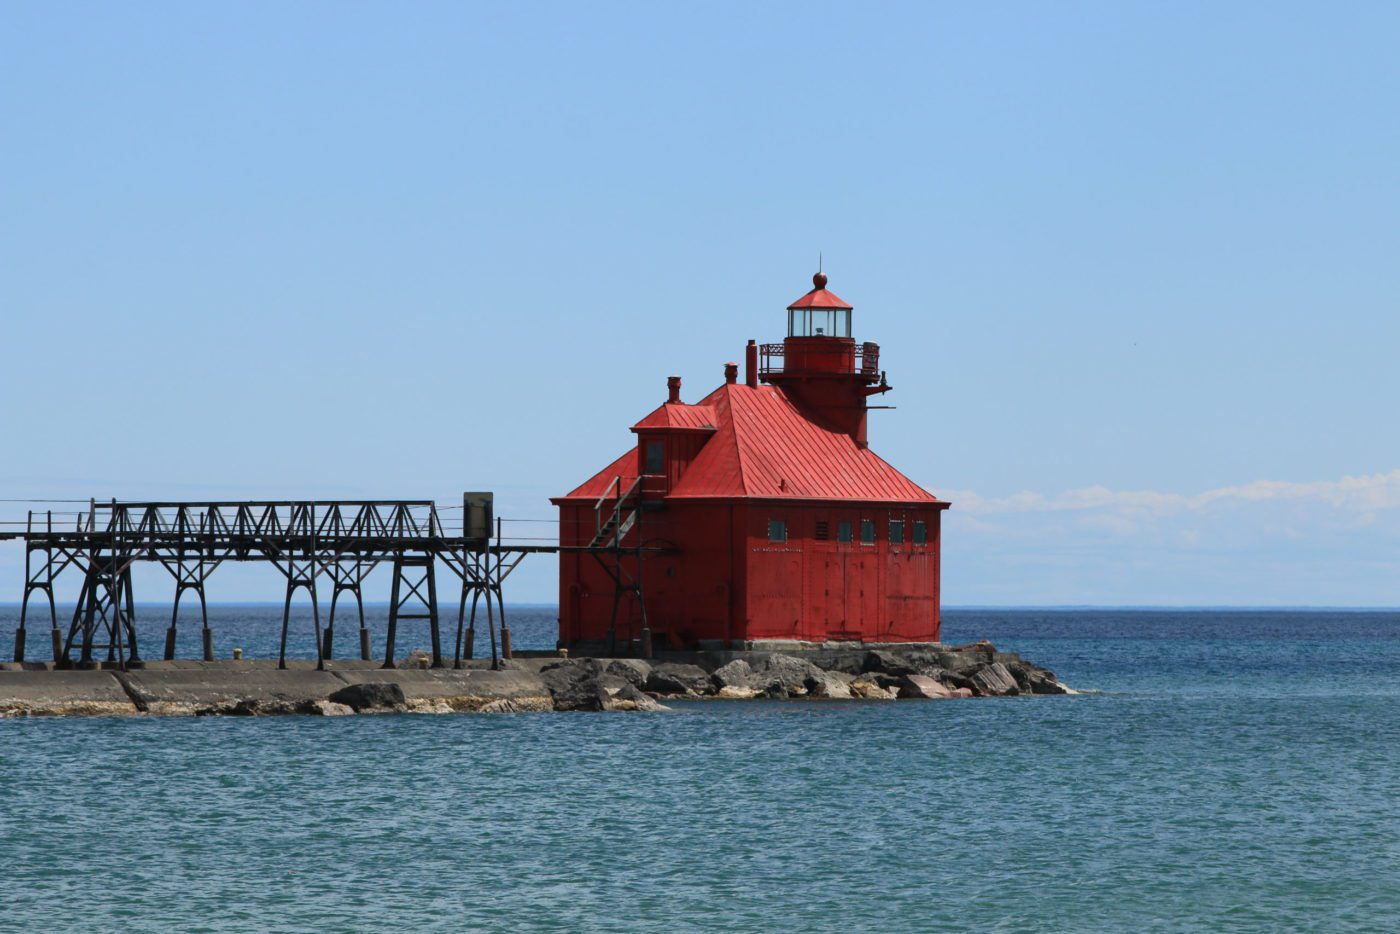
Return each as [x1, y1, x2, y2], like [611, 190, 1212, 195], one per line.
[724, 361, 738, 384]
[667, 375, 681, 404]
[744, 340, 758, 388]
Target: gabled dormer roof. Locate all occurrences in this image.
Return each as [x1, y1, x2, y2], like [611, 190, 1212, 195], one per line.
[630, 402, 718, 433]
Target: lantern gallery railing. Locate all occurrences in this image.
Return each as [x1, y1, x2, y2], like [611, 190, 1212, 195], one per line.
[758, 341, 881, 380]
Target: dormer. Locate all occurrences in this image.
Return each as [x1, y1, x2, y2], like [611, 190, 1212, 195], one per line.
[630, 376, 717, 497]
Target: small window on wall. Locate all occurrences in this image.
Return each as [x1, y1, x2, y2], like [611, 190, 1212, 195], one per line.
[768, 519, 787, 542]
[815, 520, 830, 541]
[837, 520, 853, 543]
[860, 519, 876, 544]
[644, 441, 665, 474]
[913, 521, 928, 545]
[889, 520, 904, 544]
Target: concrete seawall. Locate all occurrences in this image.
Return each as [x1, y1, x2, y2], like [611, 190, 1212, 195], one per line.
[0, 643, 1074, 716]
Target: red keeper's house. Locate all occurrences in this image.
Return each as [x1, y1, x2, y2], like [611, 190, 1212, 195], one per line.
[552, 272, 950, 651]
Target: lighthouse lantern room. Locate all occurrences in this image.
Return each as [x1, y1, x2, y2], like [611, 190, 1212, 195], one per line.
[553, 272, 950, 653]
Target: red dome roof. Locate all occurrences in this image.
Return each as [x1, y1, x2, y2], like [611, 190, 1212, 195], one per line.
[787, 271, 852, 311]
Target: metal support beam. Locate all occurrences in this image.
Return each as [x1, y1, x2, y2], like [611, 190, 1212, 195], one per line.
[383, 553, 442, 669]
[16, 511, 58, 663]
[277, 504, 323, 671]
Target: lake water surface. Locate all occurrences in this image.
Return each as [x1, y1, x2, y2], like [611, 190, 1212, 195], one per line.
[2, 607, 1398, 933]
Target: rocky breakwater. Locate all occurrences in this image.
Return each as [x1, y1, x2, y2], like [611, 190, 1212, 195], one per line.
[0, 642, 1071, 717]
[538, 640, 1072, 706]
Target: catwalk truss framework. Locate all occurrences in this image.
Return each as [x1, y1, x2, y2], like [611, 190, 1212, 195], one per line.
[0, 497, 642, 671]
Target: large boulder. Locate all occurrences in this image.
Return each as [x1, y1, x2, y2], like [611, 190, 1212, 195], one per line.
[805, 669, 855, 699]
[645, 662, 713, 696]
[327, 682, 407, 712]
[711, 659, 755, 691]
[605, 659, 651, 688]
[937, 669, 975, 692]
[599, 679, 669, 712]
[897, 674, 953, 699]
[752, 655, 823, 695]
[862, 649, 921, 677]
[711, 660, 762, 698]
[850, 678, 897, 700]
[1018, 664, 1071, 695]
[540, 665, 606, 711]
[968, 662, 1020, 696]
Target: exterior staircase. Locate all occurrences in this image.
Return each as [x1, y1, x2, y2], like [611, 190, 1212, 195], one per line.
[590, 476, 642, 549]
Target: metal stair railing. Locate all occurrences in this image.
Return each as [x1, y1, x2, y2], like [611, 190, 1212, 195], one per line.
[590, 476, 641, 549]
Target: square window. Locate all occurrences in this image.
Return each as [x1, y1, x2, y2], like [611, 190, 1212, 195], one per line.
[860, 519, 876, 544]
[768, 519, 787, 543]
[644, 441, 665, 474]
[889, 520, 904, 544]
[837, 520, 852, 543]
[913, 521, 927, 545]
[815, 520, 829, 541]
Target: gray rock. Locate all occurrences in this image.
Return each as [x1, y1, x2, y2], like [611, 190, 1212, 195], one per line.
[710, 659, 755, 690]
[805, 669, 855, 699]
[595, 673, 635, 697]
[328, 682, 407, 711]
[753, 655, 822, 695]
[944, 641, 998, 671]
[818, 651, 870, 675]
[195, 698, 262, 716]
[897, 674, 952, 699]
[605, 659, 651, 687]
[937, 669, 975, 692]
[541, 657, 605, 677]
[850, 678, 897, 700]
[195, 697, 341, 716]
[601, 681, 670, 712]
[311, 700, 356, 716]
[862, 649, 920, 677]
[1007, 663, 1035, 692]
[968, 662, 1020, 696]
[645, 662, 713, 695]
[866, 671, 906, 691]
[1024, 668, 1070, 695]
[540, 665, 605, 711]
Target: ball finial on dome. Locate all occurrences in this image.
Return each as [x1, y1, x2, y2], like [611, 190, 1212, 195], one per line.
[813, 271, 828, 290]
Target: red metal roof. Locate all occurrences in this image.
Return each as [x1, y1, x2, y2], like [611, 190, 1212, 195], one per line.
[630, 402, 718, 433]
[556, 383, 944, 504]
[787, 288, 852, 311]
[787, 271, 852, 310]
[559, 447, 636, 501]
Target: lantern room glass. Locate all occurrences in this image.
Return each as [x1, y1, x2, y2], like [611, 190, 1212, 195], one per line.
[788, 308, 851, 338]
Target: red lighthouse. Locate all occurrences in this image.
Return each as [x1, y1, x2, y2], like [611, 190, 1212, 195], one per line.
[552, 272, 950, 652]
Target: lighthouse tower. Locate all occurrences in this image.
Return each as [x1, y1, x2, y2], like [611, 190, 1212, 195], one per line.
[757, 271, 890, 447]
[553, 271, 950, 653]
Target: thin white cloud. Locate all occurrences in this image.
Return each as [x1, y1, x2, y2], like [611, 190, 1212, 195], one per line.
[943, 469, 1400, 517]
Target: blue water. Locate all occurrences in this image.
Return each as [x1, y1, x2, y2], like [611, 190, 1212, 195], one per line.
[3, 607, 1399, 933]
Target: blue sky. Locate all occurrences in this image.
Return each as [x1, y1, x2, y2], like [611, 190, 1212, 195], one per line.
[2, 1, 1398, 605]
